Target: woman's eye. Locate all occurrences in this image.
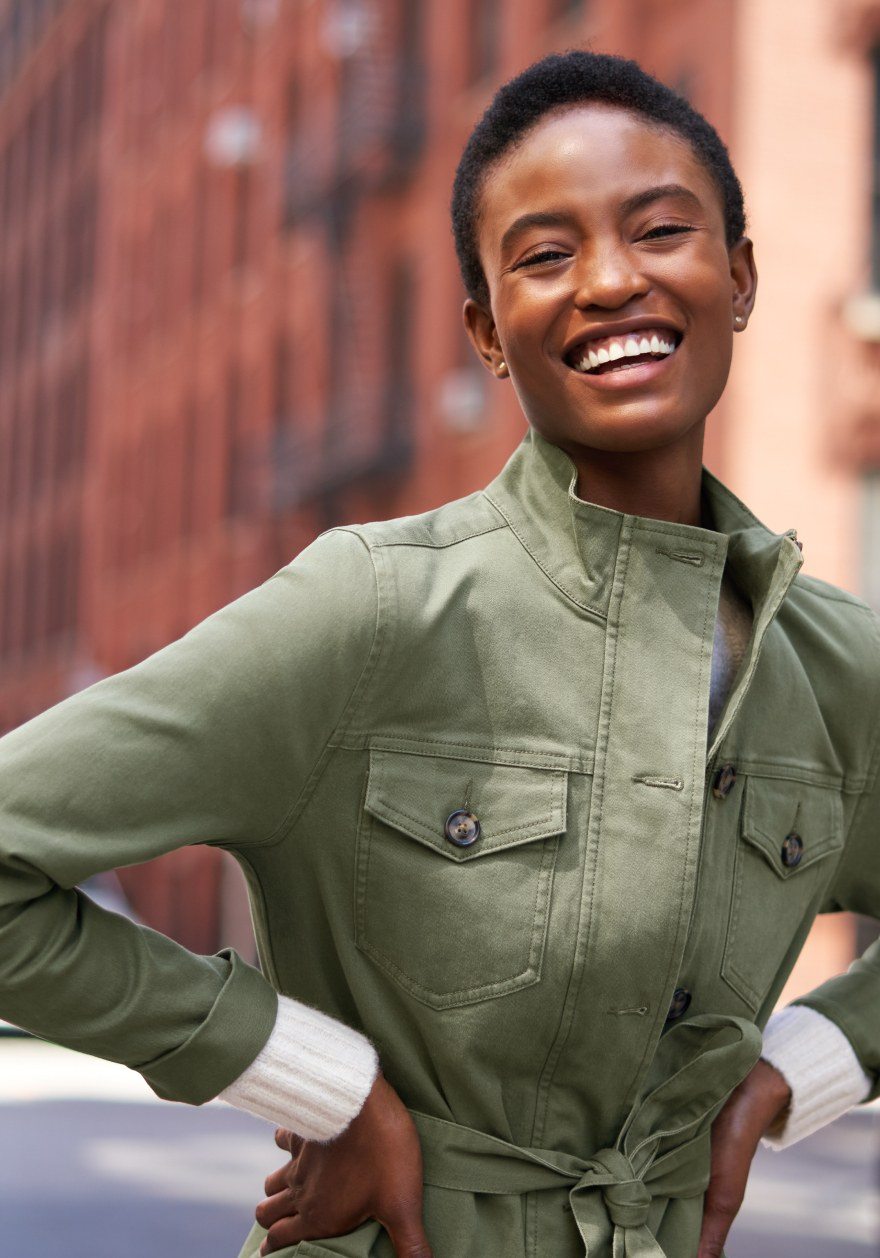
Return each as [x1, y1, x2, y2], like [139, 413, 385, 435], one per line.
[514, 249, 569, 269]
[640, 223, 696, 241]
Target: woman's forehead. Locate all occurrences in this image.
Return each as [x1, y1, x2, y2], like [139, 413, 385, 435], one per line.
[478, 104, 722, 241]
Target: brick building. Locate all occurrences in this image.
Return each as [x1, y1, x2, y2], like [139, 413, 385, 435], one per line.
[1, 0, 879, 985]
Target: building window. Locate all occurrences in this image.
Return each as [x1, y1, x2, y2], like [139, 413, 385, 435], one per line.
[181, 402, 198, 538]
[549, 0, 586, 20]
[225, 365, 244, 517]
[872, 45, 880, 289]
[861, 470, 880, 608]
[272, 333, 292, 430]
[467, 0, 500, 86]
[383, 258, 415, 458]
[232, 167, 252, 270]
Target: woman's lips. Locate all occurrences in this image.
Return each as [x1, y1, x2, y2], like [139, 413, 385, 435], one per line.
[566, 337, 681, 389]
[565, 328, 681, 371]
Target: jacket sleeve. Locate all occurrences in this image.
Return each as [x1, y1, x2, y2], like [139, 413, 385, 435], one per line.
[790, 610, 880, 1101]
[0, 528, 377, 1105]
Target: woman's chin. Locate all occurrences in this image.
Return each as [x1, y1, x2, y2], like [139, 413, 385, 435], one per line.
[535, 413, 701, 457]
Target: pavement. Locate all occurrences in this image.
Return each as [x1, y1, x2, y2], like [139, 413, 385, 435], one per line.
[1, 1036, 878, 1256]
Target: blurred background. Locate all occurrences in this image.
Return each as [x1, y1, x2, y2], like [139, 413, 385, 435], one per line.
[2, 0, 880, 1253]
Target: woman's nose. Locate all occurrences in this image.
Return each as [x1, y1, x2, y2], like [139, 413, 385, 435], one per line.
[572, 245, 650, 310]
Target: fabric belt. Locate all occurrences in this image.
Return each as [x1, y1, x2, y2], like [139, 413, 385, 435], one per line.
[409, 1014, 762, 1257]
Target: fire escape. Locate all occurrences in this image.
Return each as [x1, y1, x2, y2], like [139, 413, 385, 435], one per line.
[271, 0, 425, 521]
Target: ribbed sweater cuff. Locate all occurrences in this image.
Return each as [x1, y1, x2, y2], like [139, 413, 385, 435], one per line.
[759, 1004, 872, 1151]
[217, 994, 380, 1142]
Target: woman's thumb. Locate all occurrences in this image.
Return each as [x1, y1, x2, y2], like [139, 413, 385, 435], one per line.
[385, 1214, 433, 1258]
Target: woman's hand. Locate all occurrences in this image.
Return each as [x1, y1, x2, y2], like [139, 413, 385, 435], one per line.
[696, 1058, 792, 1257]
[255, 1071, 433, 1257]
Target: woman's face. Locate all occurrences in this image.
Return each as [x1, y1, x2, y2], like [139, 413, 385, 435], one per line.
[465, 104, 757, 457]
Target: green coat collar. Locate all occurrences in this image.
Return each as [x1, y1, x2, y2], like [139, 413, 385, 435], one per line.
[484, 425, 803, 623]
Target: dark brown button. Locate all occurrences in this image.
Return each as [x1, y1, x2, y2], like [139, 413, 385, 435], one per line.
[781, 832, 803, 868]
[444, 809, 480, 847]
[712, 763, 737, 799]
[666, 987, 692, 1022]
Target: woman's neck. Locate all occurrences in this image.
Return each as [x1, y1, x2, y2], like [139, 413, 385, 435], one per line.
[563, 427, 706, 526]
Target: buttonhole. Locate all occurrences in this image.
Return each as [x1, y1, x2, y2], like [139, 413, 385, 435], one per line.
[607, 1005, 649, 1017]
[633, 773, 684, 791]
[655, 548, 704, 566]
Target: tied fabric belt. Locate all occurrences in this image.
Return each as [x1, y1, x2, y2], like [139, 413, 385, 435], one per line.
[409, 1014, 762, 1258]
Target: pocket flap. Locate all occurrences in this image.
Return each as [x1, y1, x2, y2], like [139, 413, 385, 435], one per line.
[364, 749, 567, 861]
[741, 776, 843, 879]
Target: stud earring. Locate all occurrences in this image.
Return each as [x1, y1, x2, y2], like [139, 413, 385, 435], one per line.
[734, 315, 745, 326]
[498, 359, 508, 375]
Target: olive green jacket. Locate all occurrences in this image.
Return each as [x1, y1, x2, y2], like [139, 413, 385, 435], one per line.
[2, 428, 880, 1258]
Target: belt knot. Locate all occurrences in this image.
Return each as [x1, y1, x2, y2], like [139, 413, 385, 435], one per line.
[586, 1147, 652, 1229]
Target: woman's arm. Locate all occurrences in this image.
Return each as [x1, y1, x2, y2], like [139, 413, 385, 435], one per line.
[220, 992, 379, 1140]
[0, 527, 378, 1109]
[759, 1004, 872, 1149]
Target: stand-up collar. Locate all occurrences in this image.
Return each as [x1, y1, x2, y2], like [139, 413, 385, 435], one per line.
[483, 427, 803, 622]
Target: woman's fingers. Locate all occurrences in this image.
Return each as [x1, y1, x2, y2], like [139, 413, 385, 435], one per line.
[383, 1215, 434, 1258]
[697, 1151, 746, 1257]
[274, 1127, 303, 1155]
[696, 1060, 791, 1258]
[263, 1163, 294, 1198]
[255, 1189, 300, 1231]
[254, 1074, 434, 1255]
[259, 1214, 306, 1256]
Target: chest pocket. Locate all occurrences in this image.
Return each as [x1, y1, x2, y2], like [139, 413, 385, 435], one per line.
[721, 774, 844, 1011]
[355, 749, 567, 1010]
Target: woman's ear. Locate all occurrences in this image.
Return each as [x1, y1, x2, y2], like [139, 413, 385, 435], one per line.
[730, 236, 758, 329]
[463, 299, 508, 377]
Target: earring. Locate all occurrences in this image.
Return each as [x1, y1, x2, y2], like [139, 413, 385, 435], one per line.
[734, 315, 745, 326]
[498, 359, 508, 376]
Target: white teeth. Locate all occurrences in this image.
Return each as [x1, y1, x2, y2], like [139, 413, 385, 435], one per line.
[570, 329, 679, 372]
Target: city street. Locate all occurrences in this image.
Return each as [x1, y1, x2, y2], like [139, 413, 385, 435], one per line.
[1, 1035, 877, 1256]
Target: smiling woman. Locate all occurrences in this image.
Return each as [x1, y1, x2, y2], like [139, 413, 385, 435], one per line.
[1, 49, 880, 1258]
[458, 96, 756, 530]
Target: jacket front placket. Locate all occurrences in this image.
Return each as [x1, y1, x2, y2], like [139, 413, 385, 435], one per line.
[488, 434, 804, 1253]
[559, 503, 729, 1140]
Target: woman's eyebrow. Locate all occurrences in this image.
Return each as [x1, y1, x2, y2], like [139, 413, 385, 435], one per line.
[499, 211, 574, 256]
[619, 182, 704, 216]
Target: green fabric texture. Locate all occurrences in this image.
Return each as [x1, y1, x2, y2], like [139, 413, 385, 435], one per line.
[407, 1014, 761, 1256]
[2, 426, 879, 1255]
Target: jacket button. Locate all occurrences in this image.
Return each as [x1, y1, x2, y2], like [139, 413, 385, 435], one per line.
[712, 763, 737, 799]
[781, 832, 803, 868]
[666, 987, 692, 1022]
[445, 810, 481, 847]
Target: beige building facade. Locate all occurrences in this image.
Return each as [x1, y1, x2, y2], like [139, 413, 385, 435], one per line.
[721, 0, 880, 996]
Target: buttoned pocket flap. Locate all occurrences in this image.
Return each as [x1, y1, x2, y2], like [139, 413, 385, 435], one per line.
[364, 749, 567, 862]
[740, 776, 843, 880]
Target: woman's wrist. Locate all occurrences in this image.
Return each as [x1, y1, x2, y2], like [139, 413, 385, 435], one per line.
[218, 994, 379, 1142]
[748, 1058, 792, 1136]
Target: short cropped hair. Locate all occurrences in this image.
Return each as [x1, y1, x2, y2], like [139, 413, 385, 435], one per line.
[451, 50, 746, 306]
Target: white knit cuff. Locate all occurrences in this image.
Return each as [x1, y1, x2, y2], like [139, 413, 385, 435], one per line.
[218, 994, 380, 1142]
[759, 1004, 872, 1151]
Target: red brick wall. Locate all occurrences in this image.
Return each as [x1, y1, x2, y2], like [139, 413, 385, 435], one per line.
[0, 0, 741, 947]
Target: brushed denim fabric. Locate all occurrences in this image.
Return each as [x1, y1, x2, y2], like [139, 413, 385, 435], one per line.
[2, 427, 880, 1257]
